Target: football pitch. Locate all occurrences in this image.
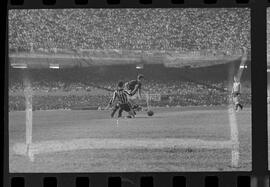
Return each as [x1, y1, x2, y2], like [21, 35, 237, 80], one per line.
[9, 106, 251, 172]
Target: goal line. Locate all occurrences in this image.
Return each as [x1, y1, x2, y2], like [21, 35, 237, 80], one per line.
[13, 138, 238, 162]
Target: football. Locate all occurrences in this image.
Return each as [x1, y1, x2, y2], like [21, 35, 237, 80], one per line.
[147, 110, 154, 116]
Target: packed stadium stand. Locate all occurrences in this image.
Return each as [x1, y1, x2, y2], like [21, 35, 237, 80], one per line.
[9, 9, 250, 55]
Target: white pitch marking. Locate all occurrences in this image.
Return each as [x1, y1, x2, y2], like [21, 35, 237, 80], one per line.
[13, 138, 235, 156]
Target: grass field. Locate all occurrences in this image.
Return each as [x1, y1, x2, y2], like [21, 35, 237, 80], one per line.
[9, 106, 251, 172]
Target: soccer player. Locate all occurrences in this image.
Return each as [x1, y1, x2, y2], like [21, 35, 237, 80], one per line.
[232, 76, 243, 111]
[108, 81, 136, 118]
[123, 74, 145, 112]
[124, 74, 144, 99]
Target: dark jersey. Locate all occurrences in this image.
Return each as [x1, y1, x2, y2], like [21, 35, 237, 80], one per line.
[126, 80, 142, 91]
[110, 89, 131, 105]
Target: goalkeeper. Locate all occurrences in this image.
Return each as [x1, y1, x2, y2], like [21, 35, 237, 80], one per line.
[123, 74, 145, 112]
[231, 76, 243, 111]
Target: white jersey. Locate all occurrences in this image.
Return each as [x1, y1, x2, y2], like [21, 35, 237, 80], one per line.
[232, 81, 241, 93]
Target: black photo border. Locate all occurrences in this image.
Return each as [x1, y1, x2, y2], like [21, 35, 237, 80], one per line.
[2, 0, 268, 186]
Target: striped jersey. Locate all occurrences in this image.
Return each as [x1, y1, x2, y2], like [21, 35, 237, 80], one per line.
[110, 88, 131, 105]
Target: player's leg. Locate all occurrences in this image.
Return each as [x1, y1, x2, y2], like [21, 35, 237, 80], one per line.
[233, 94, 238, 110]
[132, 104, 142, 112]
[237, 94, 243, 110]
[233, 94, 241, 111]
[118, 103, 132, 118]
[124, 90, 137, 115]
[239, 103, 243, 110]
[127, 98, 135, 113]
[111, 103, 120, 118]
[120, 103, 135, 118]
[128, 90, 143, 114]
[118, 104, 128, 118]
[127, 103, 136, 118]
[118, 105, 124, 118]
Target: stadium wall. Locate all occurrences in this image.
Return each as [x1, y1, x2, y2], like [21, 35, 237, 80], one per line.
[9, 59, 251, 82]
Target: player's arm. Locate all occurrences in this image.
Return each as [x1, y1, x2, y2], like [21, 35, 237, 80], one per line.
[124, 90, 134, 97]
[130, 84, 142, 98]
[129, 84, 139, 96]
[108, 91, 117, 107]
[138, 87, 142, 99]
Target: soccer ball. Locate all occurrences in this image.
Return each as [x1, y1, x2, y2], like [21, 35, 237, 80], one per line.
[147, 110, 154, 116]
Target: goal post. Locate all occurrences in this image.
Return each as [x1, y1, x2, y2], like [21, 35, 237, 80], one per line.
[229, 108, 240, 168]
[24, 83, 34, 161]
[228, 47, 248, 167]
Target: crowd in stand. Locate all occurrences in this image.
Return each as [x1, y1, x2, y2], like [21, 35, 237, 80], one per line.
[9, 9, 250, 55]
[9, 95, 110, 111]
[9, 81, 94, 93]
[9, 79, 251, 95]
